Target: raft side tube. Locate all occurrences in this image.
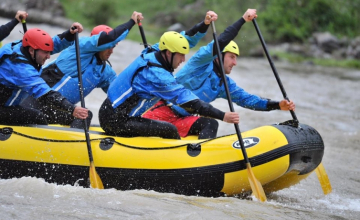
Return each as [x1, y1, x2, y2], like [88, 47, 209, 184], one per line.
[272, 123, 325, 175]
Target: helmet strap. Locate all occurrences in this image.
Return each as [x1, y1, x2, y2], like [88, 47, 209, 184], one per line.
[33, 49, 37, 63]
[170, 53, 175, 72]
[163, 50, 174, 72]
[33, 49, 42, 69]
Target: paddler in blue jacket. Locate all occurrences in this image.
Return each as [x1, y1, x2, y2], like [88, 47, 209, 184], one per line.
[22, 11, 144, 129]
[175, 9, 295, 118]
[99, 11, 239, 139]
[0, 24, 89, 125]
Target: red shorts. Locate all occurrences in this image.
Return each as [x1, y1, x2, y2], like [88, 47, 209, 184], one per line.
[142, 100, 199, 137]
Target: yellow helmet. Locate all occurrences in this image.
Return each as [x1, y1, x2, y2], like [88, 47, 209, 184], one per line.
[159, 31, 189, 55]
[223, 40, 240, 56]
[0, 41, 2, 48]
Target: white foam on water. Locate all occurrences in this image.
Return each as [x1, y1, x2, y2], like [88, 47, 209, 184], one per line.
[317, 193, 360, 212]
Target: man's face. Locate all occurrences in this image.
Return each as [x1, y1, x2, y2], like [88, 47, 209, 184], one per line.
[223, 52, 237, 74]
[30, 48, 51, 66]
[168, 51, 185, 70]
[99, 47, 114, 61]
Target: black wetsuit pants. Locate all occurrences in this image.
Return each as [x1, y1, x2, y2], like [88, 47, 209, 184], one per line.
[20, 96, 92, 129]
[188, 117, 218, 139]
[99, 98, 181, 139]
[0, 105, 48, 125]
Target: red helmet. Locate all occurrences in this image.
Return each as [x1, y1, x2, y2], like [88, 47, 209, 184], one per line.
[90, 25, 113, 36]
[22, 28, 54, 51]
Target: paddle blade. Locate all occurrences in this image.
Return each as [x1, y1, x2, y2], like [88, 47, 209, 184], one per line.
[246, 163, 267, 202]
[315, 162, 332, 195]
[89, 162, 104, 189]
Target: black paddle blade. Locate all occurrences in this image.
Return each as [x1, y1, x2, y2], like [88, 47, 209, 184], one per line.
[279, 119, 299, 128]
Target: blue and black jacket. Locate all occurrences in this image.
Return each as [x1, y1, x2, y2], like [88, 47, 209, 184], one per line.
[106, 21, 226, 120]
[43, 19, 135, 104]
[0, 30, 77, 113]
[176, 17, 280, 111]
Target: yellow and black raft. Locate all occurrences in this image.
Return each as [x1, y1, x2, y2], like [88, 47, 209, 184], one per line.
[0, 123, 324, 197]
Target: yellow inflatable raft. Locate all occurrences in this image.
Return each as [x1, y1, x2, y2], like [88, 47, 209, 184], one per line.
[0, 123, 324, 197]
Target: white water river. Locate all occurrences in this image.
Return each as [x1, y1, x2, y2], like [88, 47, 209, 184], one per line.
[0, 18, 359, 220]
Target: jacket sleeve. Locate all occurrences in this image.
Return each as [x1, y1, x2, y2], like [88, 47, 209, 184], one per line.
[37, 90, 75, 114]
[51, 31, 75, 55]
[180, 42, 215, 71]
[0, 18, 18, 41]
[150, 21, 208, 51]
[180, 20, 209, 48]
[185, 21, 209, 36]
[97, 19, 135, 47]
[180, 99, 225, 120]
[220, 76, 270, 111]
[97, 66, 117, 93]
[134, 66, 199, 105]
[214, 17, 246, 55]
[79, 19, 135, 54]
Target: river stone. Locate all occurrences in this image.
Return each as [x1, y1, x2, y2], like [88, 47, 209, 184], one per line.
[0, 0, 72, 28]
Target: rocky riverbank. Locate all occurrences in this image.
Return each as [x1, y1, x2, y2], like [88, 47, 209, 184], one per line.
[0, 0, 73, 28]
[1, 0, 360, 62]
[275, 32, 360, 60]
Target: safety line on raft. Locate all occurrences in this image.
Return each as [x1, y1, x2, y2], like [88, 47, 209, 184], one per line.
[9, 129, 233, 150]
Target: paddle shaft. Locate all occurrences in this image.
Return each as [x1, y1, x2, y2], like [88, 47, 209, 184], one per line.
[253, 19, 331, 195]
[74, 32, 94, 163]
[211, 21, 266, 202]
[137, 20, 148, 49]
[19, 15, 27, 33]
[252, 19, 298, 123]
[210, 22, 250, 163]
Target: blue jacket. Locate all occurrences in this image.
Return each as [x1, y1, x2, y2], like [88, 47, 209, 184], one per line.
[0, 36, 73, 106]
[46, 20, 134, 104]
[175, 41, 269, 111]
[107, 30, 206, 116]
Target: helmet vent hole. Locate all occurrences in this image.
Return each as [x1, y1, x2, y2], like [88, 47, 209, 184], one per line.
[45, 43, 50, 46]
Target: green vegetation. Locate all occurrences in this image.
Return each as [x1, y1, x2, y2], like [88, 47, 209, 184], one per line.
[59, 0, 192, 44]
[59, 0, 360, 69]
[261, 0, 360, 43]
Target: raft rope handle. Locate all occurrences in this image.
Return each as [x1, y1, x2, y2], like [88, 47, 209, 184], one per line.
[10, 129, 232, 150]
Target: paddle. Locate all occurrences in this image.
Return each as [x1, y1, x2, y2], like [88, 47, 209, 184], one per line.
[19, 15, 27, 33]
[73, 29, 104, 189]
[137, 18, 149, 49]
[211, 21, 267, 202]
[252, 18, 332, 195]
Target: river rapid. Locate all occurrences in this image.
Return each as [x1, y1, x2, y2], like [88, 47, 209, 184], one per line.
[0, 18, 359, 220]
